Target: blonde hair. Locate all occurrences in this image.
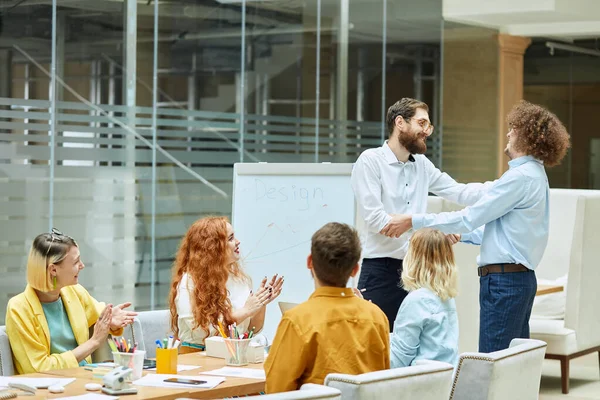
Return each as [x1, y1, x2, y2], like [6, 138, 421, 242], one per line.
[402, 228, 458, 301]
[27, 231, 78, 292]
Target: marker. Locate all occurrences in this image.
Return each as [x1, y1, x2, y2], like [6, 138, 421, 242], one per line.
[107, 339, 118, 352]
[173, 339, 181, 349]
[167, 336, 174, 349]
[155, 339, 163, 349]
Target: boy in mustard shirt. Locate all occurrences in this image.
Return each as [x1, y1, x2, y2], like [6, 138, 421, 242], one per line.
[264, 222, 390, 393]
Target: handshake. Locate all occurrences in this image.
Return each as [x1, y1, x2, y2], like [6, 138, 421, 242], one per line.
[379, 214, 460, 245]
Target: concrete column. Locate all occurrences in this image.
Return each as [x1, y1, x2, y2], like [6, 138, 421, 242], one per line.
[496, 34, 531, 176]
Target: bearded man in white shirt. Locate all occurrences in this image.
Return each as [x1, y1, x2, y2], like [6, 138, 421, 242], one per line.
[351, 97, 490, 330]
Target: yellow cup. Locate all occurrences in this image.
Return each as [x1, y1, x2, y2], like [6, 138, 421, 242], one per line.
[156, 348, 178, 374]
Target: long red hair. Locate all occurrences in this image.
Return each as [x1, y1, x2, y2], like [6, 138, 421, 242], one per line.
[168, 216, 248, 339]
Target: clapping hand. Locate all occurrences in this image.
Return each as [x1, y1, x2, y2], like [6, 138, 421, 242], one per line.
[243, 286, 272, 315]
[110, 302, 138, 330]
[92, 304, 112, 344]
[259, 274, 284, 306]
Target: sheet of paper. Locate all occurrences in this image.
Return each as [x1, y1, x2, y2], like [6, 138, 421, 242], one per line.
[0, 377, 76, 389]
[203, 367, 266, 380]
[146, 364, 200, 372]
[55, 394, 118, 400]
[91, 362, 117, 368]
[132, 374, 225, 389]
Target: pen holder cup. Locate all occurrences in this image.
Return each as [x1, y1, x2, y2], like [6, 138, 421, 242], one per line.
[223, 338, 251, 366]
[112, 350, 145, 380]
[156, 348, 178, 374]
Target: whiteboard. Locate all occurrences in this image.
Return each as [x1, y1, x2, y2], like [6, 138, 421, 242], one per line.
[232, 163, 355, 341]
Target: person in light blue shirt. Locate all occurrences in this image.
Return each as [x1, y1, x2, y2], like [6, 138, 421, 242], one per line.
[384, 101, 571, 353]
[391, 228, 459, 368]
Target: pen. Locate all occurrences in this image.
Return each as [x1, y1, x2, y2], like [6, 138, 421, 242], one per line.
[155, 339, 164, 349]
[248, 326, 255, 339]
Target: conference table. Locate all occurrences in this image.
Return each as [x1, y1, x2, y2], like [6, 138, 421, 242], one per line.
[536, 284, 564, 296]
[14, 352, 266, 400]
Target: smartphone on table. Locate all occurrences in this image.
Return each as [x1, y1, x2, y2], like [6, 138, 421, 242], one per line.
[143, 359, 156, 369]
[163, 378, 207, 385]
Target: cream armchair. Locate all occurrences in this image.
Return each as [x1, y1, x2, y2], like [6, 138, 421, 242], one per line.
[0, 326, 15, 376]
[324, 360, 454, 400]
[450, 338, 547, 400]
[530, 190, 600, 394]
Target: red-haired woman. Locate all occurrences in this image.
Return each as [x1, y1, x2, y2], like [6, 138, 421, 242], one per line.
[168, 216, 284, 353]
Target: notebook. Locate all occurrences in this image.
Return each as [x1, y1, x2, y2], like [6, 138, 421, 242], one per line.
[278, 301, 300, 315]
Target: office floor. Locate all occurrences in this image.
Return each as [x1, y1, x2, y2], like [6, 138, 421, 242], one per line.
[540, 353, 600, 399]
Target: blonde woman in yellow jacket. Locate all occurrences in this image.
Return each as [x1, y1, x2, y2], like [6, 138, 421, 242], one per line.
[6, 229, 137, 374]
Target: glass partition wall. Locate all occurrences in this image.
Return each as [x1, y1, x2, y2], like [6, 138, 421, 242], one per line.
[0, 0, 444, 316]
[524, 39, 600, 190]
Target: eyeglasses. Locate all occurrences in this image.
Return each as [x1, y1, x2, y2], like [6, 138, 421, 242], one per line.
[393, 114, 434, 133]
[45, 228, 73, 258]
[408, 117, 434, 133]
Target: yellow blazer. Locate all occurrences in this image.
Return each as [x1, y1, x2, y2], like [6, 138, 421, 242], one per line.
[5, 284, 123, 374]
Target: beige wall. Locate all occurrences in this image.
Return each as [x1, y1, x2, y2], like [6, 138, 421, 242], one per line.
[442, 27, 499, 183]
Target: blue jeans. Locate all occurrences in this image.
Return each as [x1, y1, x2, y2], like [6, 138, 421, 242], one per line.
[358, 257, 407, 332]
[479, 270, 537, 353]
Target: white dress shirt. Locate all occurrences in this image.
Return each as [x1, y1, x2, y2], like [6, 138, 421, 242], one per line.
[351, 141, 491, 260]
[175, 273, 251, 345]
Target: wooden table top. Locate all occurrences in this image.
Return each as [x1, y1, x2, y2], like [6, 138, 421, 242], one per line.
[536, 284, 564, 296]
[14, 353, 265, 400]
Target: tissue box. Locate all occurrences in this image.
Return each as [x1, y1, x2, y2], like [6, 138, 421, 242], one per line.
[205, 336, 229, 359]
[205, 336, 265, 363]
[247, 344, 265, 363]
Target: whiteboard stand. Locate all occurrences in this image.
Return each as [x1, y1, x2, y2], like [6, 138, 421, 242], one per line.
[232, 162, 358, 341]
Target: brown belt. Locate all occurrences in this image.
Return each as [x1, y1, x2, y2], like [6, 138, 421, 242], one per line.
[478, 263, 530, 277]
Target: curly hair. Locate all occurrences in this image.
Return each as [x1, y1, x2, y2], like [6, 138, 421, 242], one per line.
[507, 101, 571, 167]
[168, 216, 249, 339]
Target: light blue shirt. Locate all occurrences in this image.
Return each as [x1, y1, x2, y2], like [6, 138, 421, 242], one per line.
[413, 156, 549, 269]
[390, 288, 458, 368]
[41, 297, 86, 366]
